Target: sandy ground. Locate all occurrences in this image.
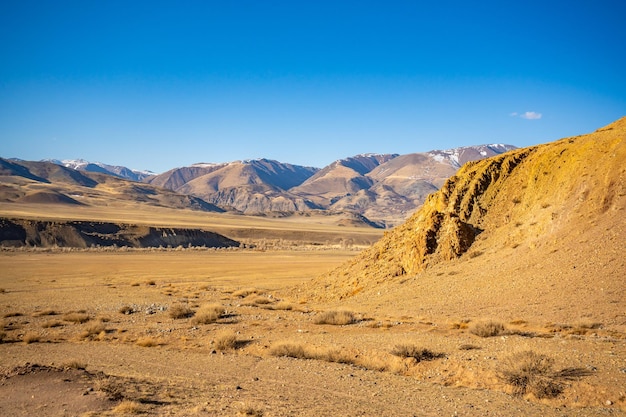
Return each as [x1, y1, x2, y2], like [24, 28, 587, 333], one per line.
[1, 250, 624, 416]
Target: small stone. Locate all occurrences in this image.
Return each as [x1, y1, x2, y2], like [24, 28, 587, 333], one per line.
[605, 400, 612, 406]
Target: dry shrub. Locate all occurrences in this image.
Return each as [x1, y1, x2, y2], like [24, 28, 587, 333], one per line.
[34, 309, 58, 317]
[236, 402, 264, 416]
[191, 303, 225, 325]
[113, 400, 144, 414]
[390, 344, 445, 362]
[23, 332, 40, 344]
[269, 342, 310, 359]
[497, 351, 590, 398]
[214, 330, 238, 351]
[459, 344, 481, 350]
[0, 331, 6, 343]
[313, 310, 359, 325]
[168, 304, 194, 319]
[470, 320, 507, 337]
[136, 336, 159, 347]
[63, 360, 87, 370]
[63, 312, 90, 324]
[3, 312, 22, 318]
[272, 301, 293, 311]
[232, 288, 260, 298]
[41, 319, 64, 328]
[80, 322, 106, 340]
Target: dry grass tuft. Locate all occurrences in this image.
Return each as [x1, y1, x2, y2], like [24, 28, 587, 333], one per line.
[191, 303, 225, 325]
[214, 330, 238, 351]
[232, 288, 261, 298]
[0, 330, 7, 343]
[390, 344, 445, 362]
[41, 319, 64, 328]
[313, 310, 359, 325]
[269, 342, 310, 359]
[63, 312, 90, 324]
[470, 320, 507, 337]
[168, 304, 194, 319]
[23, 332, 40, 344]
[236, 402, 264, 416]
[63, 360, 87, 370]
[497, 351, 591, 398]
[272, 301, 294, 311]
[136, 336, 159, 347]
[80, 322, 106, 340]
[33, 309, 58, 317]
[3, 312, 23, 318]
[113, 400, 144, 414]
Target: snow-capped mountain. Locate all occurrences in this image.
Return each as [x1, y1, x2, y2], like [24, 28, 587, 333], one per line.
[44, 159, 155, 182]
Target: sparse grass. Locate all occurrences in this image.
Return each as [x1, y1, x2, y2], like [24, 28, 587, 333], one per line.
[112, 400, 144, 414]
[390, 345, 445, 362]
[272, 301, 294, 311]
[168, 304, 194, 319]
[313, 310, 359, 325]
[232, 288, 260, 298]
[470, 320, 507, 337]
[63, 312, 90, 324]
[23, 332, 40, 344]
[236, 402, 264, 416]
[269, 342, 309, 359]
[214, 330, 238, 351]
[136, 336, 159, 347]
[41, 319, 64, 328]
[63, 360, 87, 370]
[80, 322, 106, 340]
[191, 303, 225, 325]
[33, 309, 58, 316]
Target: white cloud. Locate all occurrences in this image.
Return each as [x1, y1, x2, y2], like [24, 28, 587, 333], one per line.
[509, 112, 518, 117]
[520, 111, 542, 120]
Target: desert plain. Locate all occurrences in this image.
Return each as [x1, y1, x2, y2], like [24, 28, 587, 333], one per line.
[1, 119, 626, 416]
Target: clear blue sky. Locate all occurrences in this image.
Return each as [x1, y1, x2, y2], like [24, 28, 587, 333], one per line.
[1, 1, 625, 173]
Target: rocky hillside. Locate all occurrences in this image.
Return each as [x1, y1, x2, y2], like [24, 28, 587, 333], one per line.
[300, 117, 625, 319]
[0, 218, 240, 248]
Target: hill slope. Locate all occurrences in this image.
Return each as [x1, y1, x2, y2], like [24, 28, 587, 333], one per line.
[298, 117, 625, 326]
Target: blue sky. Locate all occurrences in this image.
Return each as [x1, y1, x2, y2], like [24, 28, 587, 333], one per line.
[1, 1, 625, 173]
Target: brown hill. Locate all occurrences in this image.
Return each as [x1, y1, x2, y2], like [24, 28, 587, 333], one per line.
[0, 159, 223, 213]
[298, 117, 625, 326]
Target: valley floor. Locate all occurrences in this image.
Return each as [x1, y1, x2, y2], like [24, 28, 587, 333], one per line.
[1, 250, 624, 416]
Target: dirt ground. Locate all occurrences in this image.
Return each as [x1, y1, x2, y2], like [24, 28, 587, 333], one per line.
[1, 249, 624, 416]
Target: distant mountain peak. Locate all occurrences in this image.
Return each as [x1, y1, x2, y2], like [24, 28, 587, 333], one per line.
[44, 159, 155, 182]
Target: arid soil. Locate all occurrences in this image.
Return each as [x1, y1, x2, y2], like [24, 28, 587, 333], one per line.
[0, 248, 624, 416]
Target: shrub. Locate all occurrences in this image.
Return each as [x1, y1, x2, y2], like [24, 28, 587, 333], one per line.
[80, 322, 106, 340]
[313, 310, 359, 325]
[191, 303, 225, 325]
[63, 312, 90, 324]
[496, 351, 590, 398]
[136, 336, 159, 347]
[0, 331, 6, 343]
[41, 319, 64, 328]
[23, 332, 40, 344]
[470, 320, 507, 337]
[390, 345, 445, 362]
[113, 400, 143, 414]
[269, 342, 310, 359]
[168, 304, 194, 319]
[34, 309, 58, 317]
[214, 330, 238, 351]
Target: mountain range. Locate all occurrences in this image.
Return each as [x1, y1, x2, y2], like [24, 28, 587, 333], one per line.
[2, 144, 515, 226]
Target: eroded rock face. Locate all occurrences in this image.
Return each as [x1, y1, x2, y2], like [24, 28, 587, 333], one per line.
[0, 218, 240, 248]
